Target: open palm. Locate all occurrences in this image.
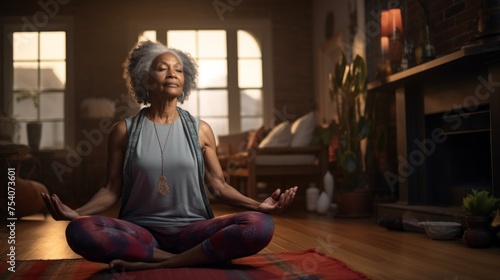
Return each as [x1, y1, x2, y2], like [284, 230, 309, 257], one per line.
[257, 187, 297, 214]
[41, 193, 79, 221]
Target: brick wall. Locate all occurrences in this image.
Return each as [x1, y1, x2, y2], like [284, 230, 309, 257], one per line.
[409, 0, 480, 55]
[366, 0, 482, 82]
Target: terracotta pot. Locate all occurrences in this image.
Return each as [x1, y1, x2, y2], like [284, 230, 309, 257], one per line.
[463, 216, 493, 248]
[334, 189, 372, 218]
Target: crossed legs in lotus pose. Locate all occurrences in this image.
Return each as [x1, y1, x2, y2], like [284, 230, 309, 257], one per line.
[65, 211, 274, 271]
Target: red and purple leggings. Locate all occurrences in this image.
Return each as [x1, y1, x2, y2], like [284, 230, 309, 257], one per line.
[65, 211, 274, 264]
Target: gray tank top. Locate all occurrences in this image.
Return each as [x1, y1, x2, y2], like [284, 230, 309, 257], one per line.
[121, 116, 209, 234]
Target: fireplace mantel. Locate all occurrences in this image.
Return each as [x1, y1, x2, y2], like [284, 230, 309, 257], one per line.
[368, 43, 500, 92]
[368, 43, 500, 205]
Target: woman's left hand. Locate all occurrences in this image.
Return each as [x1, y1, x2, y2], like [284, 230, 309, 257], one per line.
[257, 186, 298, 213]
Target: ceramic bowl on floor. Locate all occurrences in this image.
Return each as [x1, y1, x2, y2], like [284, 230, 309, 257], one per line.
[417, 221, 463, 240]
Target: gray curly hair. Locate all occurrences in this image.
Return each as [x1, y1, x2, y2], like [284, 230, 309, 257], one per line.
[123, 40, 198, 104]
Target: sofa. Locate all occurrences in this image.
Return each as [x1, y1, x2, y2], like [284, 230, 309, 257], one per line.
[217, 111, 328, 199]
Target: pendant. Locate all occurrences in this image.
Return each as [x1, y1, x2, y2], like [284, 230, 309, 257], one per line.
[157, 175, 169, 195]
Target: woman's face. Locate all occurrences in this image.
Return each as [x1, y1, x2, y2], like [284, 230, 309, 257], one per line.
[148, 52, 185, 98]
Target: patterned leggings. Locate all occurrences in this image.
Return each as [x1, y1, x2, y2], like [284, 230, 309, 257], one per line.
[65, 211, 274, 264]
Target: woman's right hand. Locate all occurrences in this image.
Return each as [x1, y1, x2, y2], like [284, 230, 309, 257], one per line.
[41, 193, 80, 221]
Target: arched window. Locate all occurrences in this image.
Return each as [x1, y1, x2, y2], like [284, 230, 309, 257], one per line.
[131, 20, 272, 139]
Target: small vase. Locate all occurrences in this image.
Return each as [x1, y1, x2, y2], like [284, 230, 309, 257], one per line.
[463, 216, 493, 248]
[316, 191, 330, 214]
[323, 171, 334, 201]
[305, 184, 319, 212]
[27, 121, 42, 150]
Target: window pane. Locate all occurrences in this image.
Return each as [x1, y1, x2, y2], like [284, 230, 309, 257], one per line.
[237, 30, 261, 57]
[40, 32, 66, 60]
[40, 62, 65, 89]
[41, 121, 64, 149]
[242, 117, 263, 131]
[198, 59, 227, 87]
[13, 93, 37, 120]
[18, 122, 27, 144]
[240, 89, 262, 116]
[198, 30, 226, 58]
[14, 62, 38, 90]
[204, 118, 228, 139]
[139, 30, 156, 42]
[238, 59, 262, 87]
[40, 93, 64, 119]
[179, 90, 199, 117]
[199, 90, 227, 116]
[13, 32, 38, 60]
[167, 28, 265, 135]
[167, 31, 197, 56]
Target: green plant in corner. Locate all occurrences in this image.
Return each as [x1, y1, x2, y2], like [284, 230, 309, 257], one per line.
[330, 52, 385, 192]
[462, 188, 500, 248]
[462, 189, 500, 217]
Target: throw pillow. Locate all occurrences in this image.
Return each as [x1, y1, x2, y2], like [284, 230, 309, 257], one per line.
[247, 126, 272, 150]
[258, 121, 292, 148]
[290, 111, 316, 147]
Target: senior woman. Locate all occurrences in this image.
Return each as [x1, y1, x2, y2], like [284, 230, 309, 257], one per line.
[41, 40, 297, 271]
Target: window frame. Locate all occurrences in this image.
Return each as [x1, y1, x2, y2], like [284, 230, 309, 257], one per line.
[1, 16, 75, 149]
[127, 19, 273, 134]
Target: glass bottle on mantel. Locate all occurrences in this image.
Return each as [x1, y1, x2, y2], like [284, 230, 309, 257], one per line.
[421, 24, 435, 63]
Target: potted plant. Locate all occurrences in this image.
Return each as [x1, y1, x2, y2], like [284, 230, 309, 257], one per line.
[313, 52, 385, 217]
[16, 90, 42, 150]
[462, 189, 500, 248]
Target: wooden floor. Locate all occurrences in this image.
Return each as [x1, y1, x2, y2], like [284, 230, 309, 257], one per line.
[1, 200, 499, 280]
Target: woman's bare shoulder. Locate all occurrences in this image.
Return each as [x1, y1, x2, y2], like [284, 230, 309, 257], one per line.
[108, 120, 128, 149]
[198, 119, 216, 147]
[111, 120, 127, 136]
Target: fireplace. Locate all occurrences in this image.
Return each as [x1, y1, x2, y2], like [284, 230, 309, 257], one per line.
[425, 104, 492, 206]
[368, 43, 500, 207]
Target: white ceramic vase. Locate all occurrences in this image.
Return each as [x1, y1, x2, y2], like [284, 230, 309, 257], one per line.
[323, 171, 334, 201]
[316, 191, 330, 214]
[306, 184, 320, 211]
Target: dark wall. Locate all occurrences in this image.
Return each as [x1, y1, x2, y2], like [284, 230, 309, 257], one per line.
[1, 0, 314, 132]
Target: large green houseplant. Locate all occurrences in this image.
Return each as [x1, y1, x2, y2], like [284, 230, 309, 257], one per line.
[330, 52, 369, 191]
[312, 52, 385, 217]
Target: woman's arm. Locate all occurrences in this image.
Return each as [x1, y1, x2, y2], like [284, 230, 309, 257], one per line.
[42, 120, 128, 220]
[198, 120, 297, 213]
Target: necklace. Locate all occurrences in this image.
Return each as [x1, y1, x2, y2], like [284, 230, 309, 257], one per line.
[152, 118, 173, 196]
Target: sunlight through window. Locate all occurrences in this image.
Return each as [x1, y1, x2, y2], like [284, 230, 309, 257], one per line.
[12, 31, 66, 149]
[135, 27, 264, 137]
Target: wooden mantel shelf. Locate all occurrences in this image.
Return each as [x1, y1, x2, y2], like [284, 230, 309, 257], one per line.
[368, 42, 500, 92]
[367, 42, 500, 206]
